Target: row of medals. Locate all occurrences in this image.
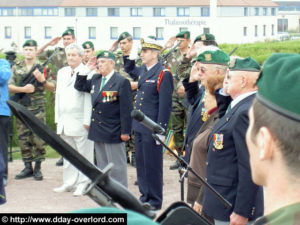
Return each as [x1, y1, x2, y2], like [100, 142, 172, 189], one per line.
[103, 91, 117, 103]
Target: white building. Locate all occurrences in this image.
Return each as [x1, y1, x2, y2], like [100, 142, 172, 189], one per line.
[0, 0, 278, 51]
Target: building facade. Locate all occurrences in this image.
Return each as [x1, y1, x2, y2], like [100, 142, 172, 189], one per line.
[0, 0, 278, 51]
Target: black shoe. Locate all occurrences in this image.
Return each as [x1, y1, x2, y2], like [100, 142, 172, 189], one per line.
[143, 203, 161, 211]
[33, 161, 43, 181]
[56, 157, 63, 166]
[169, 160, 181, 170]
[126, 152, 130, 164]
[134, 180, 138, 186]
[131, 152, 136, 168]
[15, 162, 33, 179]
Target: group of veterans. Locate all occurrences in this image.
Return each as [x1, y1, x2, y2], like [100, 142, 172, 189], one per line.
[0, 27, 299, 225]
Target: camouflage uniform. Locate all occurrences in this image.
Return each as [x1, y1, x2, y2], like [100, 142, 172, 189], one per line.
[9, 60, 55, 162]
[165, 49, 191, 153]
[254, 202, 300, 225]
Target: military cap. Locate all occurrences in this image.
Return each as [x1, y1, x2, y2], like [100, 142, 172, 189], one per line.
[140, 37, 162, 51]
[229, 57, 260, 72]
[22, 39, 37, 48]
[62, 28, 75, 37]
[194, 33, 215, 43]
[196, 50, 229, 65]
[118, 32, 131, 42]
[96, 50, 115, 61]
[82, 41, 94, 49]
[256, 53, 300, 121]
[176, 31, 190, 39]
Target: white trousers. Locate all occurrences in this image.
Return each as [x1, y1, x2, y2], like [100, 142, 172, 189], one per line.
[60, 133, 94, 188]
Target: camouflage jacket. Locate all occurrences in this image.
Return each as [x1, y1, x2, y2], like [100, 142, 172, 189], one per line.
[9, 59, 55, 110]
[254, 202, 300, 225]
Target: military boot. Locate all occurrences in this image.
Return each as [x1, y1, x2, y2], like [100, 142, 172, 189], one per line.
[131, 152, 136, 168]
[15, 162, 33, 179]
[33, 161, 43, 181]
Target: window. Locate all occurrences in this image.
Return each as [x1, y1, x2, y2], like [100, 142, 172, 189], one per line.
[244, 7, 248, 16]
[254, 8, 259, 16]
[20, 8, 33, 16]
[263, 8, 268, 16]
[255, 25, 258, 37]
[131, 8, 142, 16]
[20, 7, 58, 16]
[271, 8, 276, 16]
[177, 7, 190, 17]
[24, 27, 31, 39]
[86, 8, 97, 16]
[44, 26, 51, 39]
[0, 8, 15, 16]
[156, 27, 164, 40]
[243, 27, 247, 36]
[201, 7, 210, 17]
[5, 26, 12, 39]
[133, 27, 141, 40]
[65, 8, 75, 16]
[278, 19, 288, 33]
[108, 8, 119, 16]
[203, 27, 210, 34]
[263, 25, 266, 36]
[272, 24, 274, 35]
[110, 27, 118, 39]
[179, 27, 188, 32]
[153, 8, 165, 17]
[89, 27, 96, 39]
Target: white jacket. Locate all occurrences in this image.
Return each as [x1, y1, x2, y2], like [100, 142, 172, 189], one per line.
[55, 63, 94, 136]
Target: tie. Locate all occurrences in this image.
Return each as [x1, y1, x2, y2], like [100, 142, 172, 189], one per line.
[100, 77, 106, 91]
[226, 103, 232, 114]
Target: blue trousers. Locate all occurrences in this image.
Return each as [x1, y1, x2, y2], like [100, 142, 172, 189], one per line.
[135, 131, 163, 208]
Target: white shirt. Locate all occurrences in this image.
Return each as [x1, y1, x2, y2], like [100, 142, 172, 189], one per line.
[231, 91, 257, 109]
[146, 62, 157, 71]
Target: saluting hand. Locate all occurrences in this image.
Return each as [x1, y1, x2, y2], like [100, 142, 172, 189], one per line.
[48, 36, 61, 46]
[189, 62, 201, 82]
[120, 134, 130, 142]
[109, 40, 119, 52]
[87, 56, 97, 71]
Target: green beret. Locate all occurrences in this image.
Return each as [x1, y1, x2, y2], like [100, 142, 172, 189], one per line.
[196, 50, 229, 65]
[176, 31, 190, 39]
[229, 57, 260, 71]
[82, 41, 94, 49]
[118, 32, 131, 42]
[96, 50, 115, 61]
[256, 53, 300, 121]
[62, 28, 75, 37]
[194, 33, 215, 43]
[23, 40, 37, 48]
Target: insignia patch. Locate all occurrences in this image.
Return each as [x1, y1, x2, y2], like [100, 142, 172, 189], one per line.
[68, 31, 71, 35]
[85, 44, 90, 49]
[140, 38, 144, 44]
[104, 52, 109, 57]
[201, 35, 206, 41]
[146, 80, 155, 83]
[213, 133, 224, 150]
[184, 33, 188, 39]
[229, 58, 237, 68]
[205, 54, 212, 61]
[29, 42, 33, 46]
[122, 34, 126, 38]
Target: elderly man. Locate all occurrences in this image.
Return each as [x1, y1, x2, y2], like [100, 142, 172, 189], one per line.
[54, 43, 94, 196]
[246, 53, 300, 225]
[124, 37, 173, 210]
[75, 51, 132, 187]
[202, 57, 264, 225]
[8, 40, 55, 181]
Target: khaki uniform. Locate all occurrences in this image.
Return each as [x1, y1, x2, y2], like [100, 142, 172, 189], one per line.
[9, 60, 55, 162]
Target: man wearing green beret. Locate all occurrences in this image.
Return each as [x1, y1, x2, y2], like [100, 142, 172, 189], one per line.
[202, 57, 264, 225]
[163, 31, 191, 169]
[246, 53, 300, 225]
[82, 41, 95, 65]
[75, 50, 132, 187]
[8, 40, 56, 181]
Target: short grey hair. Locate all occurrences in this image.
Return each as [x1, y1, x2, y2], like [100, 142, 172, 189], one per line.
[213, 64, 228, 75]
[65, 43, 84, 56]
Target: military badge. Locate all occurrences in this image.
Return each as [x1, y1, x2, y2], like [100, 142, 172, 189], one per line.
[201, 35, 206, 41]
[205, 54, 212, 62]
[201, 108, 209, 122]
[29, 41, 33, 46]
[112, 91, 117, 101]
[85, 43, 90, 49]
[122, 34, 126, 39]
[102, 91, 107, 103]
[104, 52, 109, 57]
[140, 38, 144, 44]
[229, 57, 237, 68]
[213, 134, 224, 150]
[184, 33, 188, 39]
[68, 31, 71, 35]
[90, 85, 95, 94]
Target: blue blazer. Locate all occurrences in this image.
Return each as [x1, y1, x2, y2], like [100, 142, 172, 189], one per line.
[124, 57, 173, 134]
[75, 72, 132, 143]
[202, 94, 264, 221]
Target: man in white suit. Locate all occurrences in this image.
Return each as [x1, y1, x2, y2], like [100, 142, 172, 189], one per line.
[54, 43, 94, 196]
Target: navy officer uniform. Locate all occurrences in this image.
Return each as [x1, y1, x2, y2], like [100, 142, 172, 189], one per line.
[75, 51, 132, 187]
[124, 37, 173, 210]
[202, 57, 264, 224]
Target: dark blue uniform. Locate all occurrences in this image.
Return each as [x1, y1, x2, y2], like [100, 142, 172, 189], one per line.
[203, 94, 264, 221]
[75, 72, 132, 143]
[0, 146, 6, 204]
[124, 57, 173, 209]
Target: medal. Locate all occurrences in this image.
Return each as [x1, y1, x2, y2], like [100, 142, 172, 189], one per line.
[113, 91, 117, 101]
[90, 85, 95, 94]
[213, 134, 224, 150]
[102, 91, 106, 103]
[201, 107, 209, 122]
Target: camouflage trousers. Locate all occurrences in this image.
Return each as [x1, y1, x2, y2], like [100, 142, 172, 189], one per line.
[16, 107, 46, 162]
[126, 130, 135, 153]
[171, 98, 186, 153]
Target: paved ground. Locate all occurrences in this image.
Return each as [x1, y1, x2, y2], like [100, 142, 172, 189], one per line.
[0, 154, 186, 217]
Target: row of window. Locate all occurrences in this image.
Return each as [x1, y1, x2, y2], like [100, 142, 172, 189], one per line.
[243, 24, 275, 37]
[0, 6, 277, 17]
[244, 7, 276, 16]
[278, 4, 300, 12]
